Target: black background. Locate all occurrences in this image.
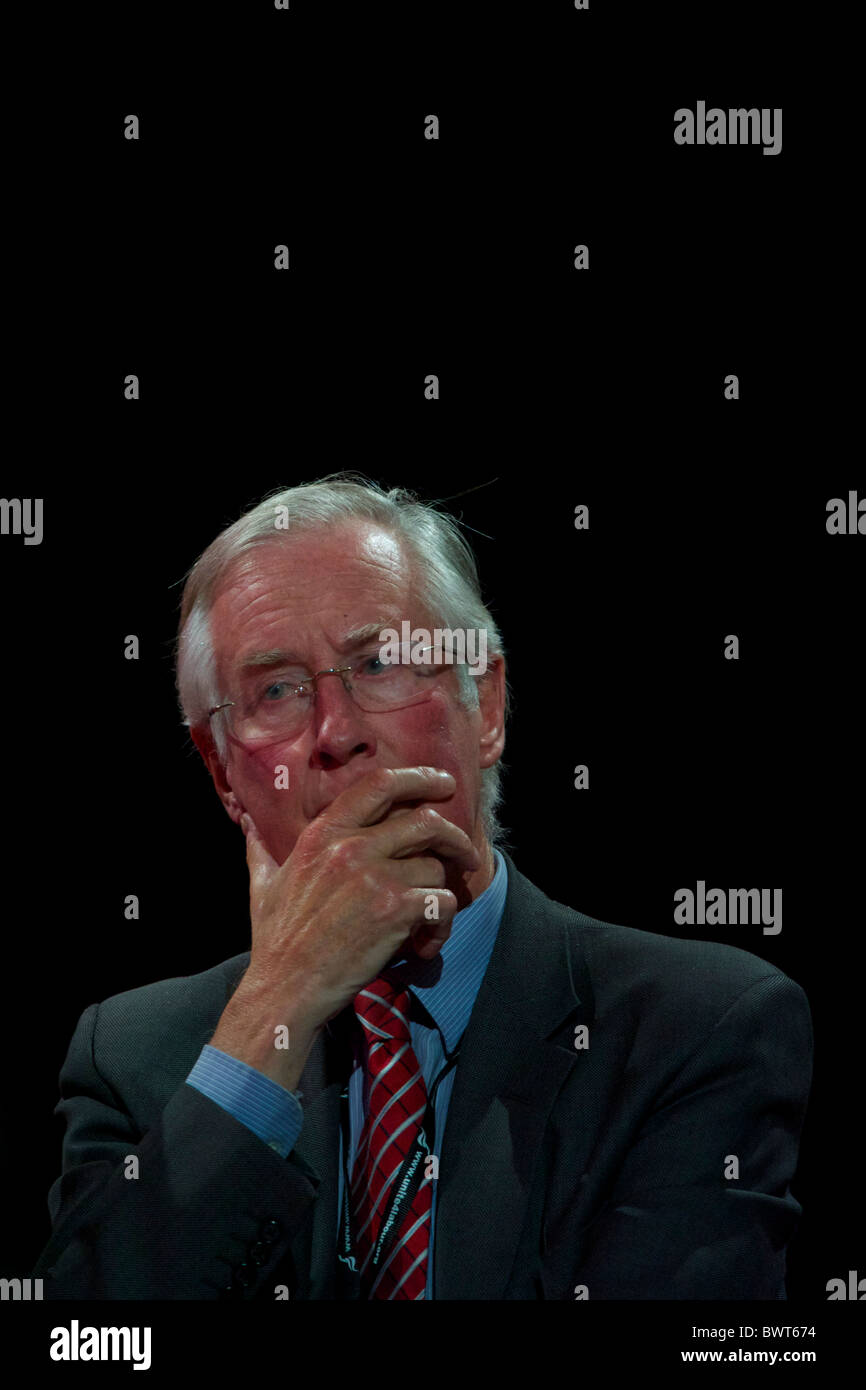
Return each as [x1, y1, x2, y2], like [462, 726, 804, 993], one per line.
[3, 0, 861, 1366]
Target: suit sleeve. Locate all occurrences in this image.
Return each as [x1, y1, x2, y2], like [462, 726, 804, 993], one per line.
[569, 972, 814, 1299]
[32, 1002, 321, 1300]
[186, 1044, 304, 1158]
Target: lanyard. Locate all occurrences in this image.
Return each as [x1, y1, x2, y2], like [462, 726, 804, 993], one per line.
[336, 1042, 461, 1299]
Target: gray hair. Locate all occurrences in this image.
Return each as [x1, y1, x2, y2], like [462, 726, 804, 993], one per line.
[174, 472, 512, 850]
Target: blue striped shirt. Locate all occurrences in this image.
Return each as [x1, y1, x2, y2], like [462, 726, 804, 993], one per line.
[187, 848, 508, 1299]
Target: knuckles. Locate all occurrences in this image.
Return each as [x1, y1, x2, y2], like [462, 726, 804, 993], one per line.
[325, 836, 365, 874]
[369, 766, 397, 794]
[371, 881, 403, 922]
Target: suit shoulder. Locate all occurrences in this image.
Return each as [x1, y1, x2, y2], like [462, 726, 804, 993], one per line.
[93, 951, 250, 1035]
[543, 889, 804, 1022]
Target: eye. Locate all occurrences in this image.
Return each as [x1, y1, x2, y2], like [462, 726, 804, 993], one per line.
[262, 678, 307, 701]
[358, 654, 387, 675]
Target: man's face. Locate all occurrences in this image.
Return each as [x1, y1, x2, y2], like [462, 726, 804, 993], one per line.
[193, 520, 504, 883]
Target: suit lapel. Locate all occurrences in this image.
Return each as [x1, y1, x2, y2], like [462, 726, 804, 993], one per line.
[434, 852, 590, 1299]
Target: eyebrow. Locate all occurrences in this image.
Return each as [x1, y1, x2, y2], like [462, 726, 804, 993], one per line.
[235, 619, 397, 675]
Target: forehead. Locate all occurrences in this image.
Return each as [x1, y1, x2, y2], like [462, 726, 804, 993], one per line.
[209, 520, 420, 667]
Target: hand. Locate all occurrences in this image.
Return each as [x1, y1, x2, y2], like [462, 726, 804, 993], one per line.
[211, 767, 480, 1086]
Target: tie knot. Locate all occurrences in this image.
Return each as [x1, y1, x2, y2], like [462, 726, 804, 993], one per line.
[353, 975, 412, 1046]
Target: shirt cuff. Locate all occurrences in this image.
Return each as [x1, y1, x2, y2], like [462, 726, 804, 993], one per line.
[186, 1044, 304, 1158]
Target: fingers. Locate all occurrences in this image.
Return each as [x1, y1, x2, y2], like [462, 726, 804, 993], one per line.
[326, 766, 458, 829]
[403, 888, 458, 958]
[391, 854, 447, 889]
[378, 807, 479, 874]
[316, 766, 481, 875]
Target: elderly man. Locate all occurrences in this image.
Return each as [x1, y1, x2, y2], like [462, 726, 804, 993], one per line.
[34, 475, 812, 1300]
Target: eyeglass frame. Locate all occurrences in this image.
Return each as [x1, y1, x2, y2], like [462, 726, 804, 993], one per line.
[207, 644, 446, 729]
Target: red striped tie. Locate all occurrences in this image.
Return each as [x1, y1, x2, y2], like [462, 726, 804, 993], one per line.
[350, 975, 432, 1299]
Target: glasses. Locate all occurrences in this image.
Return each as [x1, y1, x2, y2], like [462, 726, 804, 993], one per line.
[209, 643, 451, 746]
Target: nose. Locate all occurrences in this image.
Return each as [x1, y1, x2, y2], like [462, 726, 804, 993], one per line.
[310, 668, 375, 767]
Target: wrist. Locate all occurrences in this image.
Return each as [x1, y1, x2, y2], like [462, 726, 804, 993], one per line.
[212, 978, 323, 1087]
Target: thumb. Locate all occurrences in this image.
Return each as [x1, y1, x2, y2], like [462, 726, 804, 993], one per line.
[241, 814, 279, 896]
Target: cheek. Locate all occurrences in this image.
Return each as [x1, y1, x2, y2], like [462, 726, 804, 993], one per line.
[231, 738, 305, 799]
[392, 692, 458, 748]
[386, 693, 477, 787]
[388, 698, 476, 829]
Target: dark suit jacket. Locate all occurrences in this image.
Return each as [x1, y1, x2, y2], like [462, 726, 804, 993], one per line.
[33, 850, 813, 1299]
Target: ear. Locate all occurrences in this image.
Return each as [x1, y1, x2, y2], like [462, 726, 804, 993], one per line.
[476, 655, 506, 770]
[190, 724, 246, 826]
